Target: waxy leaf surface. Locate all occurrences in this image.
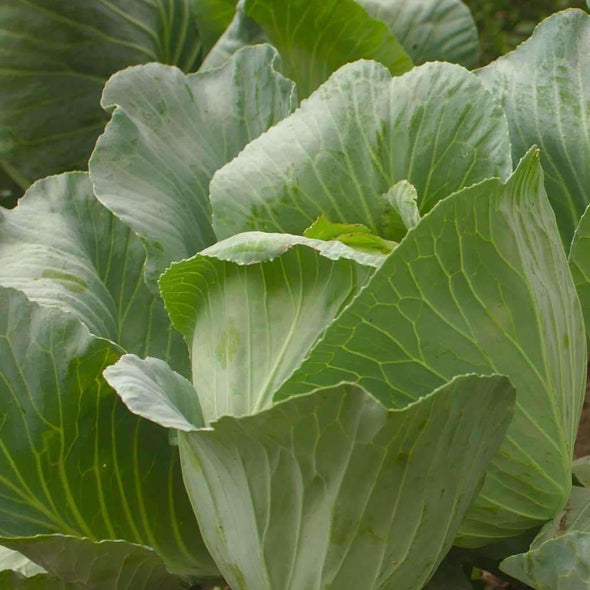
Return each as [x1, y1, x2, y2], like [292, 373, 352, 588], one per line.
[478, 9, 590, 243]
[1, 536, 192, 590]
[278, 151, 587, 545]
[0, 288, 217, 579]
[159, 232, 377, 422]
[501, 486, 590, 589]
[358, 0, 479, 67]
[0, 173, 189, 376]
[90, 44, 297, 289]
[105, 357, 515, 590]
[242, 0, 412, 97]
[180, 378, 515, 589]
[211, 60, 511, 240]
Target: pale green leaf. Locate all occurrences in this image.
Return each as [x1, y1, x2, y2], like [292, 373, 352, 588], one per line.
[478, 9, 590, 244]
[358, 0, 479, 67]
[0, 173, 189, 377]
[0, 547, 45, 578]
[211, 60, 512, 240]
[569, 205, 590, 346]
[379, 180, 420, 241]
[178, 376, 515, 589]
[0, 287, 217, 579]
[89, 44, 297, 289]
[104, 355, 203, 432]
[1, 536, 193, 590]
[277, 150, 587, 545]
[304, 216, 397, 255]
[242, 0, 413, 97]
[574, 457, 590, 487]
[501, 487, 590, 589]
[159, 232, 376, 421]
[0, 0, 202, 188]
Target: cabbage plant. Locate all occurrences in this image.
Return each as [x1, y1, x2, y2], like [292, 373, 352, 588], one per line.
[1, 2, 590, 589]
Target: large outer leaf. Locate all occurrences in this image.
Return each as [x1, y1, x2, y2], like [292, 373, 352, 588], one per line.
[359, 0, 479, 68]
[569, 205, 590, 346]
[1, 536, 192, 590]
[0, 172, 189, 377]
[242, 0, 412, 98]
[192, 0, 237, 54]
[159, 232, 377, 422]
[89, 44, 297, 289]
[501, 486, 590, 589]
[211, 60, 512, 240]
[0, 0, 202, 189]
[278, 150, 587, 545]
[180, 377, 515, 589]
[477, 9, 590, 244]
[104, 355, 516, 590]
[0, 287, 217, 578]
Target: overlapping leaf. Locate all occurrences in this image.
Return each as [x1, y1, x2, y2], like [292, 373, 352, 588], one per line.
[105, 354, 515, 590]
[211, 60, 512, 240]
[89, 44, 297, 288]
[0, 536, 194, 590]
[0, 173, 189, 376]
[159, 232, 379, 422]
[277, 151, 587, 545]
[478, 9, 590, 244]
[0, 0, 203, 189]
[569, 205, 590, 345]
[0, 288, 217, 581]
[501, 486, 590, 589]
[241, 0, 412, 97]
[358, 0, 479, 67]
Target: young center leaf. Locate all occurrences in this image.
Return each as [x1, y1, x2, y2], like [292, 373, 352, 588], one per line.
[0, 173, 189, 376]
[0, 287, 218, 582]
[89, 44, 297, 289]
[104, 353, 516, 590]
[210, 60, 511, 240]
[277, 150, 587, 546]
[478, 9, 590, 244]
[159, 232, 379, 422]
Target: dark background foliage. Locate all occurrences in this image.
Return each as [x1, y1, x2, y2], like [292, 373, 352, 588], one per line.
[465, 0, 587, 65]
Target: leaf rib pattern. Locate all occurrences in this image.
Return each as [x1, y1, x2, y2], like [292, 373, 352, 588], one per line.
[477, 9, 590, 245]
[90, 44, 298, 290]
[159, 233, 377, 422]
[210, 60, 512, 241]
[178, 377, 515, 589]
[0, 0, 203, 187]
[358, 0, 479, 68]
[0, 172, 189, 376]
[277, 150, 586, 544]
[0, 287, 218, 582]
